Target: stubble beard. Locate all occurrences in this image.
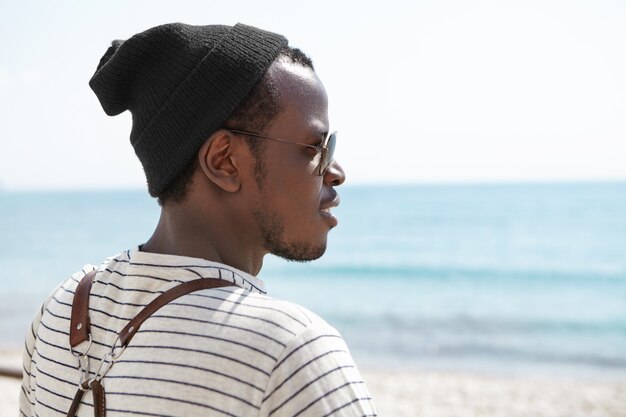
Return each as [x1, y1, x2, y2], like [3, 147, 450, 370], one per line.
[253, 206, 327, 262]
[250, 154, 326, 262]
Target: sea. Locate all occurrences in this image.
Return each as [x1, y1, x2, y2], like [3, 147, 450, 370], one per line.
[1, 182, 625, 380]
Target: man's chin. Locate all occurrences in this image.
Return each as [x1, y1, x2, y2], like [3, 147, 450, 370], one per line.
[269, 241, 327, 263]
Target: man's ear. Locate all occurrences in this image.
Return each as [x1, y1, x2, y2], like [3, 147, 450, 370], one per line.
[197, 129, 242, 193]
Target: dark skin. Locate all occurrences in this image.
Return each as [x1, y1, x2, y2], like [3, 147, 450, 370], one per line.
[141, 59, 346, 276]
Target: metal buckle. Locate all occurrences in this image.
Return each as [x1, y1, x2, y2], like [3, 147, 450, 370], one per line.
[69, 333, 93, 358]
[69, 333, 93, 388]
[88, 334, 127, 385]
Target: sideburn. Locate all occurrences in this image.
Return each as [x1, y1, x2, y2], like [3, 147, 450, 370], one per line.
[244, 137, 267, 188]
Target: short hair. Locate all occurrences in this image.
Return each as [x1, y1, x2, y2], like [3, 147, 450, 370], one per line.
[156, 46, 314, 206]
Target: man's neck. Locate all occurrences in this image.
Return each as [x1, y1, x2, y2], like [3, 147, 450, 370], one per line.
[141, 204, 264, 276]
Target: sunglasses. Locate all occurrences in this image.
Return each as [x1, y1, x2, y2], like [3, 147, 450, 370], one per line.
[227, 129, 337, 176]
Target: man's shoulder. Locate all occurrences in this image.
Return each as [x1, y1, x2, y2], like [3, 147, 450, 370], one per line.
[59, 251, 341, 345]
[181, 288, 339, 346]
[238, 292, 334, 331]
[65, 250, 128, 285]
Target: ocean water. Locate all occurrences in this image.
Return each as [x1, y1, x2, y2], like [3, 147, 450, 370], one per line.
[1, 183, 625, 380]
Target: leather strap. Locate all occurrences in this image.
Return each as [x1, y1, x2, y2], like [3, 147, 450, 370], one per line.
[70, 271, 233, 349]
[67, 272, 234, 417]
[66, 382, 89, 417]
[119, 278, 233, 346]
[65, 380, 106, 417]
[70, 269, 97, 347]
[92, 380, 106, 417]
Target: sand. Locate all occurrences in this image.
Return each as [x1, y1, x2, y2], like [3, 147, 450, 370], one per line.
[2, 349, 625, 417]
[361, 368, 626, 417]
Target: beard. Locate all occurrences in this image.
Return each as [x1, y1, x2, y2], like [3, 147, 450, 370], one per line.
[253, 206, 327, 262]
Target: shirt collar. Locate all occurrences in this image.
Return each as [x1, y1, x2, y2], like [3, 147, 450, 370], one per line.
[125, 246, 266, 295]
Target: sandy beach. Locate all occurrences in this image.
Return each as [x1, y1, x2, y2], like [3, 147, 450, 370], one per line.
[362, 368, 626, 417]
[2, 349, 625, 417]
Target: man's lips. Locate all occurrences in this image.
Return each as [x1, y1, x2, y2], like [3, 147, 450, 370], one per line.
[319, 195, 340, 227]
[319, 195, 340, 211]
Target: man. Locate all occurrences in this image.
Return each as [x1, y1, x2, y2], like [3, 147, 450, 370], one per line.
[19, 23, 377, 417]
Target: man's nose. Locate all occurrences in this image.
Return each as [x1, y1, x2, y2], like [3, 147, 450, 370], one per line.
[324, 160, 346, 186]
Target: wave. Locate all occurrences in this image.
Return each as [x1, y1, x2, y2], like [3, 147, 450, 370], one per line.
[392, 342, 626, 370]
[337, 316, 626, 372]
[276, 263, 626, 282]
[329, 312, 626, 335]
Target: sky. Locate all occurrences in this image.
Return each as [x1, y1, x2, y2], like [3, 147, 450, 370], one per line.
[0, 0, 625, 190]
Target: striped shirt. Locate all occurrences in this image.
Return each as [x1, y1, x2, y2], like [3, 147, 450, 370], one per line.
[19, 248, 377, 417]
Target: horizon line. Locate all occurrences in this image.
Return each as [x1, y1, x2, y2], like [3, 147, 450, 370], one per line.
[1, 178, 625, 193]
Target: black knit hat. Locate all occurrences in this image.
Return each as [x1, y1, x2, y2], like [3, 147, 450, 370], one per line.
[89, 23, 288, 196]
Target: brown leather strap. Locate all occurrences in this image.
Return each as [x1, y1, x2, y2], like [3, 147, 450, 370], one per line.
[70, 269, 97, 347]
[67, 273, 234, 417]
[119, 278, 233, 346]
[71, 272, 233, 348]
[66, 383, 88, 417]
[92, 379, 106, 417]
[65, 380, 105, 417]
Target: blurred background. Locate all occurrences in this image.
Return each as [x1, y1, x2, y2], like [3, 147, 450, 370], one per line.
[1, 0, 625, 415]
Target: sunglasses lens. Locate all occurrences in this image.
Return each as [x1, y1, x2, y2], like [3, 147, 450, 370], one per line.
[319, 132, 337, 175]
